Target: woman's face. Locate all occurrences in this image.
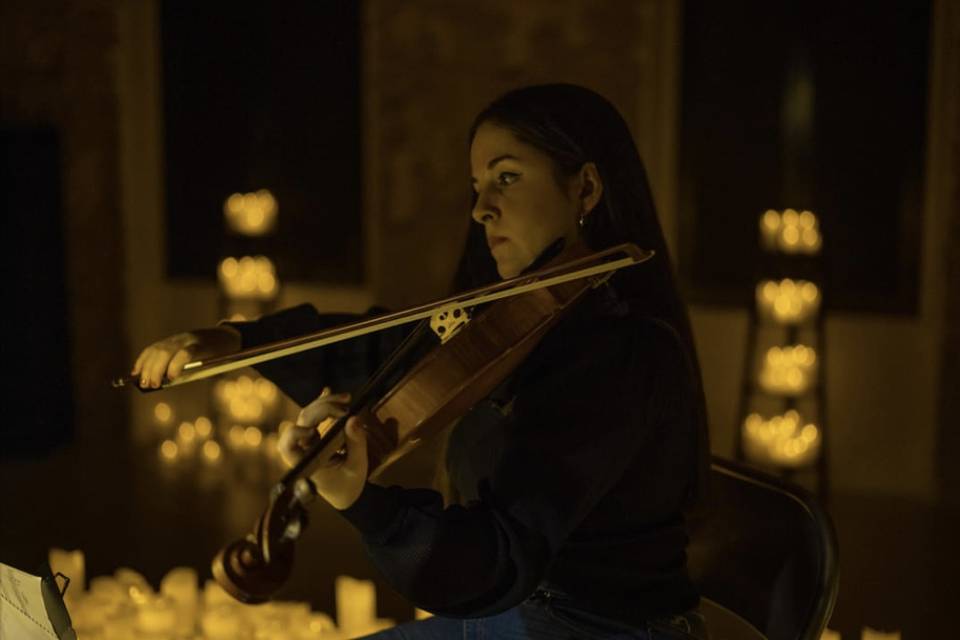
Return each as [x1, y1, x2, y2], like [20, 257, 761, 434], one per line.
[469, 122, 582, 279]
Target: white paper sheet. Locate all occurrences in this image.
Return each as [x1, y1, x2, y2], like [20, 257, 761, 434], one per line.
[0, 562, 58, 639]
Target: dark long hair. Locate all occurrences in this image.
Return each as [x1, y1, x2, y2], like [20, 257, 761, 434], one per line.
[449, 84, 709, 504]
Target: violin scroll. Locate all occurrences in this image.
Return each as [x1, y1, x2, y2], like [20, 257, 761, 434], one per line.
[212, 481, 311, 603]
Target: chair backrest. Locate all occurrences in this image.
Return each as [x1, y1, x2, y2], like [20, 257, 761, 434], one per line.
[686, 456, 839, 640]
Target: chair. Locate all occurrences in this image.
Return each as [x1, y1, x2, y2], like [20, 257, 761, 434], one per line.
[686, 456, 840, 640]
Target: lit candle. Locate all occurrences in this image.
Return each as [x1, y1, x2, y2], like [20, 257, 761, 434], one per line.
[202, 440, 223, 464]
[159, 439, 179, 463]
[203, 579, 234, 608]
[136, 594, 177, 634]
[49, 548, 85, 597]
[308, 612, 337, 635]
[161, 567, 198, 636]
[759, 209, 781, 251]
[743, 410, 821, 467]
[195, 416, 213, 439]
[336, 575, 377, 634]
[153, 402, 173, 427]
[759, 345, 817, 395]
[223, 189, 278, 236]
[201, 603, 244, 640]
[219, 255, 278, 300]
[756, 279, 821, 324]
[160, 567, 197, 609]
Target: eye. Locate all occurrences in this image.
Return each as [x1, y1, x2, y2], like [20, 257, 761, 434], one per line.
[497, 172, 519, 187]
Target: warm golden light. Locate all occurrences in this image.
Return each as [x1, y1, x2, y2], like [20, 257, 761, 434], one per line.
[228, 425, 246, 449]
[218, 255, 279, 300]
[743, 409, 821, 467]
[759, 345, 817, 395]
[177, 421, 196, 443]
[215, 374, 279, 422]
[264, 432, 279, 460]
[223, 189, 278, 236]
[202, 440, 222, 463]
[45, 549, 392, 638]
[194, 416, 213, 439]
[128, 584, 149, 605]
[756, 278, 821, 324]
[758, 209, 822, 254]
[159, 440, 178, 462]
[153, 402, 173, 424]
[244, 426, 263, 447]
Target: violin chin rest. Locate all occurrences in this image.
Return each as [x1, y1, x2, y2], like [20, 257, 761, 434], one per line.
[211, 537, 293, 604]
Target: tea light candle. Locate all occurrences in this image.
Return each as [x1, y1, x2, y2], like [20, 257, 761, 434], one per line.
[160, 567, 197, 608]
[743, 410, 821, 468]
[153, 402, 173, 427]
[159, 439, 179, 463]
[757, 209, 822, 254]
[755, 279, 821, 324]
[759, 345, 817, 395]
[219, 255, 279, 300]
[201, 603, 244, 640]
[223, 189, 278, 236]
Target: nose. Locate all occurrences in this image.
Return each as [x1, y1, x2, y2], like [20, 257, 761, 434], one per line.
[471, 188, 500, 225]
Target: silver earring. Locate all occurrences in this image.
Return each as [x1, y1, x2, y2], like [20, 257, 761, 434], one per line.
[578, 213, 586, 228]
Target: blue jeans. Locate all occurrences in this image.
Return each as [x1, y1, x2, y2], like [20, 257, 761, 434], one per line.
[357, 588, 707, 640]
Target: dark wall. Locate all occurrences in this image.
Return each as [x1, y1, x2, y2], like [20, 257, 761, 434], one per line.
[1, 127, 73, 457]
[160, 1, 363, 284]
[679, 0, 930, 314]
[0, 0, 131, 578]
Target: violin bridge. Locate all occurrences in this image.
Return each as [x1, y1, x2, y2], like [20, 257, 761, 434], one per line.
[430, 304, 471, 343]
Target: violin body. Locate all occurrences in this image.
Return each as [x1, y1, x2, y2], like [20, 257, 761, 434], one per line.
[210, 239, 650, 603]
[360, 239, 599, 477]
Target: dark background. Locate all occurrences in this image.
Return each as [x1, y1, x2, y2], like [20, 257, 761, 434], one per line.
[679, 0, 929, 313]
[161, 1, 363, 284]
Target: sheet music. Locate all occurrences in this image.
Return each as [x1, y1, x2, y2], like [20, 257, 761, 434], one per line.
[0, 562, 59, 639]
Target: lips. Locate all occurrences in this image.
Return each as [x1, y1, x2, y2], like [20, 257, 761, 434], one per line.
[487, 236, 508, 249]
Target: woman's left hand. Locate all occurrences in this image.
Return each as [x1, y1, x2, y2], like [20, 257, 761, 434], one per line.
[279, 388, 370, 510]
[308, 415, 369, 510]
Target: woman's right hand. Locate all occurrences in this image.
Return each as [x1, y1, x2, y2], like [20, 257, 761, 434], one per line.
[131, 326, 242, 388]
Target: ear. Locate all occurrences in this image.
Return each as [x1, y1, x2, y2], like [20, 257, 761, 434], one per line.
[573, 162, 604, 218]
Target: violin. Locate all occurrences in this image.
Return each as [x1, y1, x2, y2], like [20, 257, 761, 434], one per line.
[118, 240, 652, 603]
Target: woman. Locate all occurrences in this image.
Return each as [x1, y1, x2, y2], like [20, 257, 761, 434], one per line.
[132, 84, 710, 639]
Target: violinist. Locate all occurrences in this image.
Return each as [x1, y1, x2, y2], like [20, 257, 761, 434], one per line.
[132, 84, 710, 640]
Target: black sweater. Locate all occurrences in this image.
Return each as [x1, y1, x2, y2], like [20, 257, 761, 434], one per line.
[228, 282, 701, 625]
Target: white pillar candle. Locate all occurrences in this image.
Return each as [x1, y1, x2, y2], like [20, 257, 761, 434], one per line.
[203, 579, 235, 608]
[335, 575, 377, 634]
[137, 594, 177, 634]
[48, 548, 85, 602]
[160, 567, 197, 607]
[201, 603, 245, 640]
